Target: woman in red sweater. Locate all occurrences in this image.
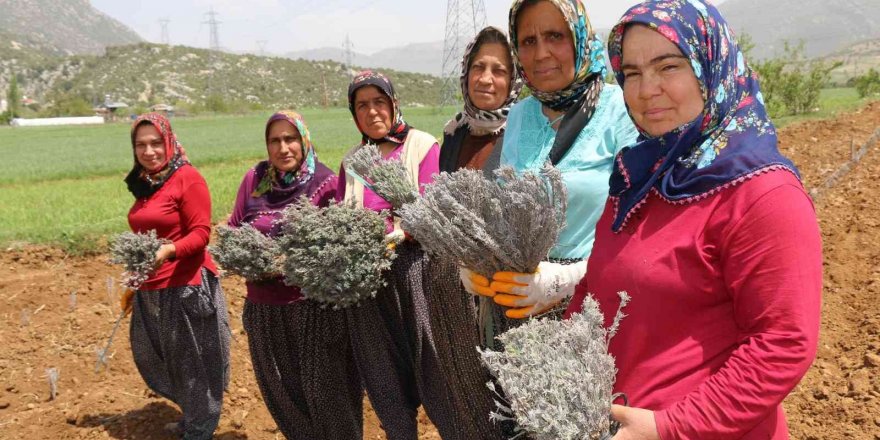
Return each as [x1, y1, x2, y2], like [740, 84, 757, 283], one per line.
[564, 1, 822, 439]
[123, 113, 230, 440]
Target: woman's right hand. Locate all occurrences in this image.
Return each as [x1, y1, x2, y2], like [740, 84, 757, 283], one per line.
[459, 267, 495, 297]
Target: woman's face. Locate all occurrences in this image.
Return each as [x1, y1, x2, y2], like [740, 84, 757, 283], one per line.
[134, 124, 166, 172]
[515, 1, 576, 93]
[266, 120, 304, 173]
[468, 42, 513, 111]
[620, 24, 705, 137]
[353, 85, 394, 140]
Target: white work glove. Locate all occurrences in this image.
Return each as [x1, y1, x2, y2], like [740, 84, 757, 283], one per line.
[490, 260, 587, 319]
[458, 267, 495, 297]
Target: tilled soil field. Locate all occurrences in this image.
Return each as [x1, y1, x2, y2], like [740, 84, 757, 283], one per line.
[0, 103, 878, 439]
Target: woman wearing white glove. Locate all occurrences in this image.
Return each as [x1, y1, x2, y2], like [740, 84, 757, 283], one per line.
[460, 0, 637, 324]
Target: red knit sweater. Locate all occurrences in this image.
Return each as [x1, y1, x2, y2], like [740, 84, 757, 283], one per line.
[566, 170, 822, 439]
[127, 165, 217, 290]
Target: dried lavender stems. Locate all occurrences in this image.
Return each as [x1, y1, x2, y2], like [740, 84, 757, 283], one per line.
[277, 198, 395, 309]
[399, 165, 567, 278]
[479, 292, 630, 440]
[45, 368, 59, 401]
[109, 230, 164, 289]
[211, 224, 281, 282]
[344, 143, 418, 209]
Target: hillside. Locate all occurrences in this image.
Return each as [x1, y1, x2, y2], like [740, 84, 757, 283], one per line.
[288, 41, 446, 76]
[0, 0, 142, 56]
[1, 43, 442, 111]
[721, 0, 880, 60]
[823, 39, 880, 85]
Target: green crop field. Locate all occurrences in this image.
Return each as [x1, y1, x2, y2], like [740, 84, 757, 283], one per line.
[0, 88, 872, 252]
[0, 106, 456, 251]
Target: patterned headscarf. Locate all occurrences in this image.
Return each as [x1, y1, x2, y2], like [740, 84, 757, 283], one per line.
[252, 110, 318, 197]
[606, 0, 798, 233]
[125, 112, 190, 199]
[508, 0, 607, 112]
[243, 111, 336, 236]
[347, 70, 411, 145]
[443, 26, 524, 136]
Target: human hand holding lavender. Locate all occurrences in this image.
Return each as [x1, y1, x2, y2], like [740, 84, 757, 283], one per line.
[154, 243, 176, 268]
[610, 405, 659, 440]
[491, 261, 587, 319]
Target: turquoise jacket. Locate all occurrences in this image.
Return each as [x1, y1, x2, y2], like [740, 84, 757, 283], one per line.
[501, 84, 639, 260]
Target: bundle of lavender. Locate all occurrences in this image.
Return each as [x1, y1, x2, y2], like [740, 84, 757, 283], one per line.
[343, 143, 418, 209]
[210, 224, 281, 282]
[479, 292, 630, 440]
[109, 230, 164, 289]
[398, 164, 567, 278]
[277, 199, 395, 309]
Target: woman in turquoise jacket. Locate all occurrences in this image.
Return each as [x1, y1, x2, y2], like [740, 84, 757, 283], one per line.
[460, 0, 638, 331]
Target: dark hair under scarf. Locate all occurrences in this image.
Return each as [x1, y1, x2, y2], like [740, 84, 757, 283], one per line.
[347, 70, 411, 146]
[125, 112, 190, 199]
[606, 0, 799, 233]
[509, 0, 608, 164]
[443, 26, 524, 137]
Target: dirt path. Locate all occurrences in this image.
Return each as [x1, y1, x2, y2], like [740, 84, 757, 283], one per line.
[0, 103, 878, 439]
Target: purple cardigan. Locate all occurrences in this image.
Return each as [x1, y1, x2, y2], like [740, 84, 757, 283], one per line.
[228, 161, 337, 305]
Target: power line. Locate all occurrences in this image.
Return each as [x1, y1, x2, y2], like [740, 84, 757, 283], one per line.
[202, 7, 223, 96]
[257, 40, 268, 57]
[203, 7, 222, 52]
[343, 34, 355, 79]
[159, 18, 170, 45]
[440, 0, 487, 107]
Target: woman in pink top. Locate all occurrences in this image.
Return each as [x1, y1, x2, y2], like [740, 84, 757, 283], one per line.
[337, 70, 460, 440]
[226, 111, 361, 439]
[565, 1, 822, 439]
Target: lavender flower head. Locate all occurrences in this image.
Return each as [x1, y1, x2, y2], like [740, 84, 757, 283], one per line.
[343, 143, 418, 209]
[109, 230, 164, 289]
[479, 292, 630, 440]
[210, 224, 281, 282]
[399, 164, 567, 278]
[277, 198, 395, 309]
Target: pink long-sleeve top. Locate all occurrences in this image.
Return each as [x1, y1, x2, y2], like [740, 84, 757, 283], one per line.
[336, 142, 440, 233]
[565, 170, 822, 439]
[127, 164, 218, 290]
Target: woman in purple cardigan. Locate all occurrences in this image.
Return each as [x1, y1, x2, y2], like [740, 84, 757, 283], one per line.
[227, 110, 362, 439]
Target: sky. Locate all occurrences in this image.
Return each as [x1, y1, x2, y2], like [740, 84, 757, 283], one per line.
[90, 0, 725, 56]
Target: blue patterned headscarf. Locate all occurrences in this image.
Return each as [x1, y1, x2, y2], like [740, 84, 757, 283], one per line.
[508, 0, 606, 112]
[606, 0, 799, 233]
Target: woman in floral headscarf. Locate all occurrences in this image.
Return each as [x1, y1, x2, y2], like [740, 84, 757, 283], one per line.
[338, 70, 464, 440]
[459, 0, 639, 333]
[565, 1, 821, 438]
[122, 113, 230, 440]
[226, 111, 361, 439]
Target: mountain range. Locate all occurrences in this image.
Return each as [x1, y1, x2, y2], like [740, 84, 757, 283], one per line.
[0, 0, 141, 56]
[2, 0, 879, 113]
